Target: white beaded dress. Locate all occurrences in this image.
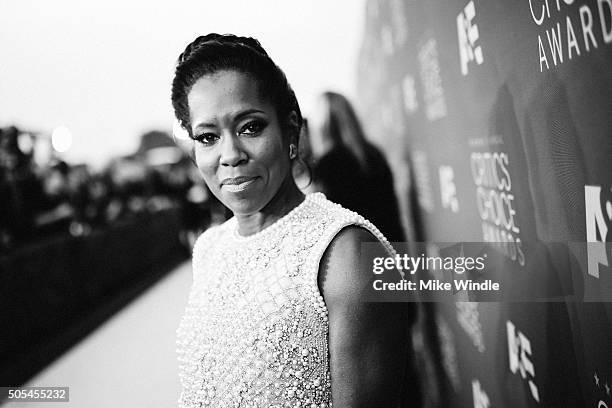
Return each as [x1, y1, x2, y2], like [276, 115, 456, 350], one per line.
[176, 192, 395, 408]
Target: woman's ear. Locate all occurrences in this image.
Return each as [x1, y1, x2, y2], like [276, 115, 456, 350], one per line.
[287, 111, 300, 145]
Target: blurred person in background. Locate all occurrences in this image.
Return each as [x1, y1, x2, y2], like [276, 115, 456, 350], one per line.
[308, 91, 405, 243]
[86, 172, 114, 225]
[37, 160, 76, 235]
[0, 127, 44, 244]
[65, 164, 93, 236]
[0, 127, 25, 246]
[107, 156, 149, 217]
[172, 33, 416, 407]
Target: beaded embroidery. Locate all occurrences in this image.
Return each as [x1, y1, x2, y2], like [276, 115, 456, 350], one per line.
[176, 193, 395, 407]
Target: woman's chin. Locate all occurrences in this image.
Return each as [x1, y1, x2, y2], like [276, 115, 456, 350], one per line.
[222, 194, 266, 216]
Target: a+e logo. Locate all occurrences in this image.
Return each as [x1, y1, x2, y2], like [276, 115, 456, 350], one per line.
[457, 0, 484, 75]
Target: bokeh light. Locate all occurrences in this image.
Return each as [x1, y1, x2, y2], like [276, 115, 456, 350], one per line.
[51, 125, 73, 153]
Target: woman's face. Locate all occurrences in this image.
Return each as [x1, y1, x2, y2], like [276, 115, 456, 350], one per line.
[187, 70, 291, 215]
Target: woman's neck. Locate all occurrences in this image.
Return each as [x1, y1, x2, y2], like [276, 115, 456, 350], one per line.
[234, 177, 305, 237]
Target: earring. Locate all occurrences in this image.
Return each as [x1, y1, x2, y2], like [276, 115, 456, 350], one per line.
[289, 144, 297, 159]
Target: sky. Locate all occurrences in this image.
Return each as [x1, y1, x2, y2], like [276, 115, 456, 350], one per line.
[0, 0, 366, 168]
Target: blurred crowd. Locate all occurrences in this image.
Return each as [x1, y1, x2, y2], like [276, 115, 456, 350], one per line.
[1, 92, 404, 253]
[0, 126, 218, 253]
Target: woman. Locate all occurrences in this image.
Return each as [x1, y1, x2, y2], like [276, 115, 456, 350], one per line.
[308, 92, 406, 243]
[172, 34, 414, 407]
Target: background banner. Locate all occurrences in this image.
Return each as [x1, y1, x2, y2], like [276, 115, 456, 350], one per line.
[357, 0, 612, 406]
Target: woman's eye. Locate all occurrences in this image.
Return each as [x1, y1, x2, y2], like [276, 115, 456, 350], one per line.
[192, 133, 219, 145]
[238, 120, 266, 136]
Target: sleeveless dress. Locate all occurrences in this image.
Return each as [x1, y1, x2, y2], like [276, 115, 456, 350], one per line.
[176, 192, 395, 407]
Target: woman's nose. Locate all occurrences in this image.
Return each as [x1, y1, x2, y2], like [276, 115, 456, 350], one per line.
[219, 132, 247, 167]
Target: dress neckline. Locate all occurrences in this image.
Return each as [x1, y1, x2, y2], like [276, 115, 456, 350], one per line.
[230, 192, 323, 243]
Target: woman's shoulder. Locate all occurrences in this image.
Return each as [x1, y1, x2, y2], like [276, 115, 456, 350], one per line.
[305, 194, 402, 297]
[317, 225, 388, 302]
[309, 194, 391, 243]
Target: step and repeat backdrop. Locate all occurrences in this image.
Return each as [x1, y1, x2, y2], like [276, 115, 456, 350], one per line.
[357, 0, 612, 407]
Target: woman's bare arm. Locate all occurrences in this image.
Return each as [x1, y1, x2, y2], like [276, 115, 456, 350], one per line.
[319, 226, 413, 407]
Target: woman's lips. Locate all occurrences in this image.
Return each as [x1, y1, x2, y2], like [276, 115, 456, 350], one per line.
[221, 176, 258, 192]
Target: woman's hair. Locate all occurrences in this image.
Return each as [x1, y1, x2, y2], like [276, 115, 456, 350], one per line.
[318, 91, 371, 171]
[171, 33, 302, 140]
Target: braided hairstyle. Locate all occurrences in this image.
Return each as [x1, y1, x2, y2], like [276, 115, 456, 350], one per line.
[171, 33, 303, 142]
